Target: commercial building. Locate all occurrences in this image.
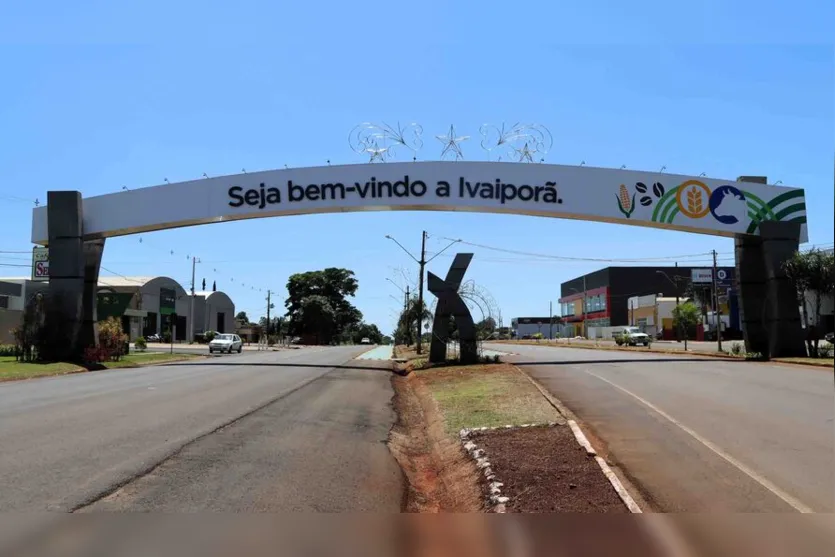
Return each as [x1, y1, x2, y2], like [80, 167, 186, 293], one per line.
[558, 266, 739, 339]
[511, 317, 560, 339]
[0, 275, 234, 344]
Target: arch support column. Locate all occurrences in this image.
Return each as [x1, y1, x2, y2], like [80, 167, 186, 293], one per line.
[44, 191, 104, 361]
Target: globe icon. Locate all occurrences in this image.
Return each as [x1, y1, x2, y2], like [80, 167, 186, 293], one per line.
[709, 185, 746, 225]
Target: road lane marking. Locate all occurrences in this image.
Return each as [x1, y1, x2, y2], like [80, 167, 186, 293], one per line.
[581, 367, 815, 513]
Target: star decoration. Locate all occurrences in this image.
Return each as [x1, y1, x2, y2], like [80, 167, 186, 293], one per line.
[513, 141, 536, 163]
[436, 125, 469, 160]
[364, 140, 388, 163]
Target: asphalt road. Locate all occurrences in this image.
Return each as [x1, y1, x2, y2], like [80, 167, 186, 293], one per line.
[0, 346, 403, 512]
[488, 343, 834, 513]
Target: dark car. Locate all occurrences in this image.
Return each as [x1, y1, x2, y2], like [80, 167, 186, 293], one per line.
[825, 332, 834, 343]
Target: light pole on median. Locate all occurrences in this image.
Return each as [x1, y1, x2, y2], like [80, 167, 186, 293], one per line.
[385, 233, 460, 354]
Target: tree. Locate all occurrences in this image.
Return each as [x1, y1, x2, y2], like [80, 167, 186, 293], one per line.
[297, 295, 336, 345]
[672, 301, 701, 351]
[285, 268, 362, 342]
[784, 248, 834, 357]
[395, 295, 432, 346]
[349, 322, 384, 345]
[235, 311, 249, 323]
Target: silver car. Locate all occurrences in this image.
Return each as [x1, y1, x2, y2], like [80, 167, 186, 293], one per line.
[209, 333, 243, 354]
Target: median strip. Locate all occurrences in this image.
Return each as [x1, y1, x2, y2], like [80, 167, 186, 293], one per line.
[388, 352, 642, 513]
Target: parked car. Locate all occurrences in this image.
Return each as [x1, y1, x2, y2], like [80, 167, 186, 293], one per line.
[613, 326, 651, 347]
[825, 332, 834, 343]
[360, 337, 371, 344]
[146, 334, 162, 343]
[209, 333, 243, 354]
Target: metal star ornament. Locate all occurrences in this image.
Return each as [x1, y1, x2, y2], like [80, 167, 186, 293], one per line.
[513, 142, 535, 163]
[436, 125, 469, 161]
[365, 140, 388, 163]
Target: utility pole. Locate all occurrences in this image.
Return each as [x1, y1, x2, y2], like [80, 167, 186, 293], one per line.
[404, 285, 410, 345]
[188, 256, 199, 342]
[549, 300, 553, 341]
[266, 290, 271, 346]
[582, 275, 587, 338]
[712, 249, 723, 351]
[416, 231, 427, 354]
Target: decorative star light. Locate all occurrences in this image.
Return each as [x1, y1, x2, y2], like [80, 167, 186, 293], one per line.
[436, 125, 469, 161]
[364, 140, 388, 162]
[479, 123, 553, 163]
[349, 122, 423, 162]
[513, 142, 536, 163]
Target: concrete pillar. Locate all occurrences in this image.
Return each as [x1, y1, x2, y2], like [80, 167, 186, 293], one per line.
[735, 234, 768, 355]
[734, 175, 806, 358]
[760, 221, 806, 357]
[45, 192, 85, 361]
[80, 239, 105, 351]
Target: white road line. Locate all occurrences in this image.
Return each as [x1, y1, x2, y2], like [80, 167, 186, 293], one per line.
[581, 367, 814, 513]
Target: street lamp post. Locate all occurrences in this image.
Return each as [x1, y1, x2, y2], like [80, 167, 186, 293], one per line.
[385, 233, 460, 355]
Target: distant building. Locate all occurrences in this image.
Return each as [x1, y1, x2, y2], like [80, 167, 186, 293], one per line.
[0, 275, 235, 343]
[559, 266, 739, 339]
[511, 317, 559, 339]
[192, 290, 235, 335]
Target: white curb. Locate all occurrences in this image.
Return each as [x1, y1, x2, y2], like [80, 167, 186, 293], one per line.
[567, 419, 642, 513]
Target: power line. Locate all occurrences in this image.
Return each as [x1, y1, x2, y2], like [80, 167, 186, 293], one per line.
[438, 236, 718, 263]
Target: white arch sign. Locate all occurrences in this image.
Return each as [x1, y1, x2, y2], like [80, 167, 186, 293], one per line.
[31, 162, 807, 244]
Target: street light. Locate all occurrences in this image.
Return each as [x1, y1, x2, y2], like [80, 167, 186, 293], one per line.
[385, 277, 406, 294]
[385, 233, 461, 355]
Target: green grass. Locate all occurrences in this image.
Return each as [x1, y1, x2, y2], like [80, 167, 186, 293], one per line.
[0, 352, 203, 381]
[771, 357, 834, 368]
[418, 364, 561, 433]
[103, 352, 203, 368]
[0, 356, 83, 381]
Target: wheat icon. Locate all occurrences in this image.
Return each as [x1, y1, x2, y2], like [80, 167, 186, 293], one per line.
[687, 187, 703, 214]
[616, 184, 636, 218]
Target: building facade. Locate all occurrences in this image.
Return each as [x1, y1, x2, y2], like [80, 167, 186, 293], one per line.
[511, 317, 560, 339]
[559, 266, 739, 338]
[1, 276, 234, 344]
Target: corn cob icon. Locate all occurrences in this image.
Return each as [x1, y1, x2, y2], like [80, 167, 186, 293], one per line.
[616, 184, 636, 218]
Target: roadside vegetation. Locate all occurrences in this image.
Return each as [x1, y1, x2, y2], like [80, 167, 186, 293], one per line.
[0, 352, 202, 382]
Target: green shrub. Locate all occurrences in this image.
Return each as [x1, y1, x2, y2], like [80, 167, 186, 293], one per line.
[0, 344, 16, 357]
[204, 330, 216, 343]
[134, 336, 147, 350]
[729, 342, 744, 356]
[98, 316, 128, 361]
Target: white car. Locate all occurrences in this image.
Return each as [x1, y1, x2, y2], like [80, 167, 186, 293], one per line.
[614, 327, 651, 347]
[360, 337, 372, 345]
[209, 334, 243, 354]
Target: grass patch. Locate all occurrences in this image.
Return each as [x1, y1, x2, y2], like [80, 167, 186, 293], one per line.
[103, 352, 203, 368]
[417, 363, 561, 434]
[771, 357, 834, 368]
[0, 352, 203, 381]
[0, 357, 83, 381]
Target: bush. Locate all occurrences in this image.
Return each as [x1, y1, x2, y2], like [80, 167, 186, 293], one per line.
[97, 316, 128, 361]
[134, 336, 147, 350]
[204, 330, 216, 343]
[0, 344, 16, 357]
[162, 331, 172, 344]
[729, 342, 744, 356]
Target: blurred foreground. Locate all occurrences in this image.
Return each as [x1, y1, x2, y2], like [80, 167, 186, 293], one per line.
[2, 514, 833, 557]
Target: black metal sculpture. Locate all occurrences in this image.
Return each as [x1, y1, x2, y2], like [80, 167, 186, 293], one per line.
[428, 253, 478, 364]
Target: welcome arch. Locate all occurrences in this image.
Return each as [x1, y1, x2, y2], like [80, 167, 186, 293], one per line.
[31, 162, 808, 359]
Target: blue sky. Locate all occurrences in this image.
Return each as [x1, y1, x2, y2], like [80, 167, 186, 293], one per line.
[1, 2, 833, 333]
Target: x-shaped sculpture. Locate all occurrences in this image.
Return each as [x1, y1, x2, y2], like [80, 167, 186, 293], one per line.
[428, 253, 478, 364]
